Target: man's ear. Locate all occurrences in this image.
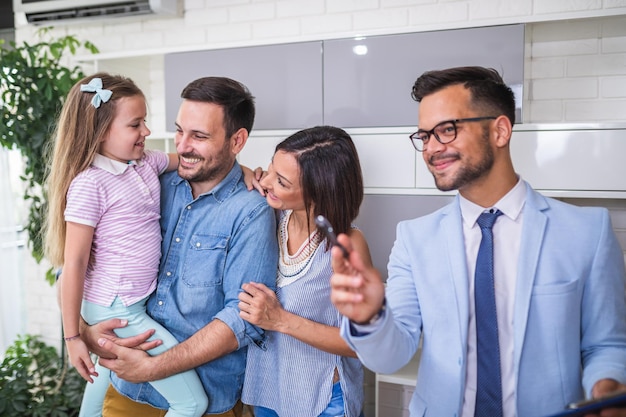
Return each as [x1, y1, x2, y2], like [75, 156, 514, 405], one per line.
[493, 115, 513, 148]
[230, 128, 249, 155]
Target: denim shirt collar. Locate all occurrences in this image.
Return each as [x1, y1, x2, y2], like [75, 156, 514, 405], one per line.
[166, 160, 243, 203]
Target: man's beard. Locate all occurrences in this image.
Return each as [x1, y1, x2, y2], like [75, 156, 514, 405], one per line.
[429, 129, 494, 192]
[177, 141, 233, 185]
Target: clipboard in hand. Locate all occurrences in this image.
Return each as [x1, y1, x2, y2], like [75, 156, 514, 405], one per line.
[545, 390, 626, 417]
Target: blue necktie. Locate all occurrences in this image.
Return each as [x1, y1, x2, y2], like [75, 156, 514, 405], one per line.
[475, 210, 503, 417]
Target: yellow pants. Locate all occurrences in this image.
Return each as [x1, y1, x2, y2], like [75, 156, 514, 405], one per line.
[102, 384, 244, 417]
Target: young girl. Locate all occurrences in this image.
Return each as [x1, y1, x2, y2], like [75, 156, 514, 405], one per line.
[44, 73, 208, 417]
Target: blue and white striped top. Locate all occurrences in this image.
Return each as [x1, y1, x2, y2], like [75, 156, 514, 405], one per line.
[242, 210, 364, 417]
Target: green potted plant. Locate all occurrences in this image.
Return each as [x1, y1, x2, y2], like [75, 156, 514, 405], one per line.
[0, 334, 85, 417]
[0, 28, 98, 283]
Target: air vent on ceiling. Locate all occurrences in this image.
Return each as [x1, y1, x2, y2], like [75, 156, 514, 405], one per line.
[13, 0, 180, 25]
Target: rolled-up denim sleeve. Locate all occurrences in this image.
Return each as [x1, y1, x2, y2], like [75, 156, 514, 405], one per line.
[214, 201, 278, 349]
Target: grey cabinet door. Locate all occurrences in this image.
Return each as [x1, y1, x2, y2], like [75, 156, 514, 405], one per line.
[323, 24, 524, 128]
[164, 41, 323, 131]
[164, 24, 523, 131]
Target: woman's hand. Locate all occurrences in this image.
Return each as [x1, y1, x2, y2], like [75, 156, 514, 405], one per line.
[238, 282, 285, 331]
[241, 165, 267, 195]
[239, 280, 358, 357]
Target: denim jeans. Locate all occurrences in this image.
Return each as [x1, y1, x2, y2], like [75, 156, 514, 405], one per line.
[253, 381, 364, 417]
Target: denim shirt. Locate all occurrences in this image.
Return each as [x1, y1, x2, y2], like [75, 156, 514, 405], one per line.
[111, 161, 278, 414]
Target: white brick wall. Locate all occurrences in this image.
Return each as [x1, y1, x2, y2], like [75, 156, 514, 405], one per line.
[277, 0, 326, 18]
[16, 1, 626, 50]
[470, 0, 533, 21]
[602, 76, 626, 97]
[22, 258, 60, 350]
[527, 15, 626, 122]
[14, 2, 625, 125]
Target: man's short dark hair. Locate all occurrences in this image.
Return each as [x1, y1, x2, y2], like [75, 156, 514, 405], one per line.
[411, 66, 516, 125]
[181, 77, 256, 138]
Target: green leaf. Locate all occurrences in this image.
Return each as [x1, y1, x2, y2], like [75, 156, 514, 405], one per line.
[0, 32, 98, 276]
[0, 335, 84, 416]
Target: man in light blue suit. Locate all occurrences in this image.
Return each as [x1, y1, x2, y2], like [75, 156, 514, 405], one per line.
[330, 66, 626, 417]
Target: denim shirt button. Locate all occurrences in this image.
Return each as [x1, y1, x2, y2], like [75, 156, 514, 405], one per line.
[175, 237, 181, 243]
[186, 205, 192, 210]
[166, 271, 171, 276]
[158, 300, 163, 306]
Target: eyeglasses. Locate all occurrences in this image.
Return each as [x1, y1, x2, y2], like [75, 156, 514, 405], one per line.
[409, 116, 497, 152]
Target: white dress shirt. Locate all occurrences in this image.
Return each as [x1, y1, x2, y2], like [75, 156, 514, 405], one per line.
[459, 177, 526, 417]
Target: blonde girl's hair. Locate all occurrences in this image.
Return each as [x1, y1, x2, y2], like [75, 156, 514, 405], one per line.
[43, 72, 145, 267]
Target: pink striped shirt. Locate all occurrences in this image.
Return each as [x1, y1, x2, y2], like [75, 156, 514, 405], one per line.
[64, 150, 169, 307]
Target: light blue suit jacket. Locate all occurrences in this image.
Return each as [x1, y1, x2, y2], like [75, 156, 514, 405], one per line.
[343, 183, 626, 417]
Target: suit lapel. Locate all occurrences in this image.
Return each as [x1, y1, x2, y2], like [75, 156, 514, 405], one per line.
[441, 198, 472, 350]
[513, 186, 549, 373]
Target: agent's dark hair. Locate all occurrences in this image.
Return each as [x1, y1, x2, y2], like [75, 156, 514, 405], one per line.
[411, 66, 516, 125]
[181, 77, 255, 138]
[275, 126, 364, 241]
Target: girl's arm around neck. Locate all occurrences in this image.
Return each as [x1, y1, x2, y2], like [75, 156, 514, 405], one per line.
[166, 153, 178, 172]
